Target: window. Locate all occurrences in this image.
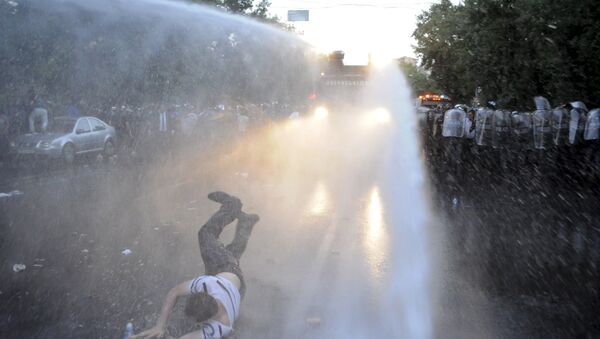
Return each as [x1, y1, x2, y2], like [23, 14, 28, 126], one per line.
[75, 119, 91, 133]
[50, 119, 76, 133]
[90, 118, 106, 131]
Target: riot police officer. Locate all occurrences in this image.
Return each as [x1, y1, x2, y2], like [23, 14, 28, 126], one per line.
[582, 107, 599, 178]
[441, 106, 469, 217]
[428, 106, 445, 180]
[568, 101, 588, 180]
[511, 110, 534, 168]
[551, 104, 572, 178]
[491, 109, 512, 175]
[532, 96, 554, 173]
[474, 101, 496, 176]
[532, 97, 554, 149]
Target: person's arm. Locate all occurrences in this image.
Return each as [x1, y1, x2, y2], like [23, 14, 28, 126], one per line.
[178, 330, 207, 339]
[131, 280, 192, 339]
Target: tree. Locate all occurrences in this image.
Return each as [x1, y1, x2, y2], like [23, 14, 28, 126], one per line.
[398, 61, 440, 96]
[413, 0, 473, 104]
[413, 0, 600, 109]
[189, 0, 279, 22]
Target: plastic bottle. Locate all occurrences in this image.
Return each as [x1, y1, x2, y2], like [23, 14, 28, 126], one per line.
[451, 196, 459, 211]
[123, 322, 134, 339]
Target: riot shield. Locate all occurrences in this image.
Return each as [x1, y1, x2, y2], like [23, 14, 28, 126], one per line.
[534, 96, 551, 111]
[569, 108, 587, 145]
[427, 109, 445, 164]
[475, 107, 493, 146]
[532, 108, 552, 149]
[584, 108, 599, 141]
[571, 101, 588, 112]
[551, 107, 570, 146]
[417, 107, 430, 151]
[511, 111, 534, 150]
[442, 108, 467, 138]
[417, 107, 429, 133]
[492, 109, 511, 149]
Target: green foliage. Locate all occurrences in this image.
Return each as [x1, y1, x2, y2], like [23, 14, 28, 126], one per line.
[413, 0, 600, 109]
[398, 61, 440, 96]
[188, 0, 279, 22]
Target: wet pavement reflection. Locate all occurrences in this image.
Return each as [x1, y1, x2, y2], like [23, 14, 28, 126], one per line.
[362, 186, 389, 281]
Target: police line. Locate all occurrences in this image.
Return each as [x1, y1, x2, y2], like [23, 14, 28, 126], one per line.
[421, 97, 600, 150]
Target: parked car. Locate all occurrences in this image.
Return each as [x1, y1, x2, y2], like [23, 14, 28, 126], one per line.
[9, 116, 117, 163]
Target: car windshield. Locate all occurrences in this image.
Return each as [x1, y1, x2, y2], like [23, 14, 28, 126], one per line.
[49, 119, 75, 133]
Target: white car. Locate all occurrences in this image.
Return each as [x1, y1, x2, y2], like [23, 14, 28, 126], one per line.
[10, 116, 117, 163]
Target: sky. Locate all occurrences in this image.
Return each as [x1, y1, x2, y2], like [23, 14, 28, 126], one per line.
[268, 0, 456, 65]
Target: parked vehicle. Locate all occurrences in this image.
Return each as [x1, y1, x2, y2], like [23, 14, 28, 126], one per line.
[9, 116, 117, 163]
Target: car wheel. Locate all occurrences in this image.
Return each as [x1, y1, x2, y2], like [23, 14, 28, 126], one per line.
[62, 143, 75, 164]
[103, 139, 115, 161]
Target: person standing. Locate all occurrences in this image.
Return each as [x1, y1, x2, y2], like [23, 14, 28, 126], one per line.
[441, 106, 467, 213]
[156, 106, 179, 157]
[158, 109, 170, 134]
[237, 112, 249, 135]
[27, 91, 48, 133]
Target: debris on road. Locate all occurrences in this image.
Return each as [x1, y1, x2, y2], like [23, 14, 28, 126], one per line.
[235, 172, 249, 178]
[32, 259, 45, 268]
[0, 190, 24, 198]
[305, 317, 322, 326]
[12, 264, 26, 272]
[122, 249, 133, 256]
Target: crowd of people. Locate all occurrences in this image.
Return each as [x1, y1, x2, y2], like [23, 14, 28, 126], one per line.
[0, 90, 305, 167]
[104, 101, 306, 166]
[419, 96, 600, 195]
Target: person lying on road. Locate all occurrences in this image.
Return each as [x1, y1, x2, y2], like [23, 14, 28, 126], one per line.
[132, 191, 259, 339]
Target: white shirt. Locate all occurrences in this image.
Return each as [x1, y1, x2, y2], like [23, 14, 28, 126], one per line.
[159, 112, 168, 132]
[237, 114, 249, 133]
[189, 275, 241, 338]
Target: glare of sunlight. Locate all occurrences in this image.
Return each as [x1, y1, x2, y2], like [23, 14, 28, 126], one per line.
[361, 107, 392, 129]
[369, 51, 394, 69]
[372, 107, 391, 124]
[307, 181, 330, 216]
[314, 106, 329, 120]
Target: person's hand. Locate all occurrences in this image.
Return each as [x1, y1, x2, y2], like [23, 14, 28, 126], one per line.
[130, 325, 166, 339]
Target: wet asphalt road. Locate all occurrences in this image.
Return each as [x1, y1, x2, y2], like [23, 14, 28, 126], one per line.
[0, 130, 599, 338]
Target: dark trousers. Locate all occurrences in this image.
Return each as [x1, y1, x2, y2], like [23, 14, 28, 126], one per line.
[198, 207, 252, 297]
